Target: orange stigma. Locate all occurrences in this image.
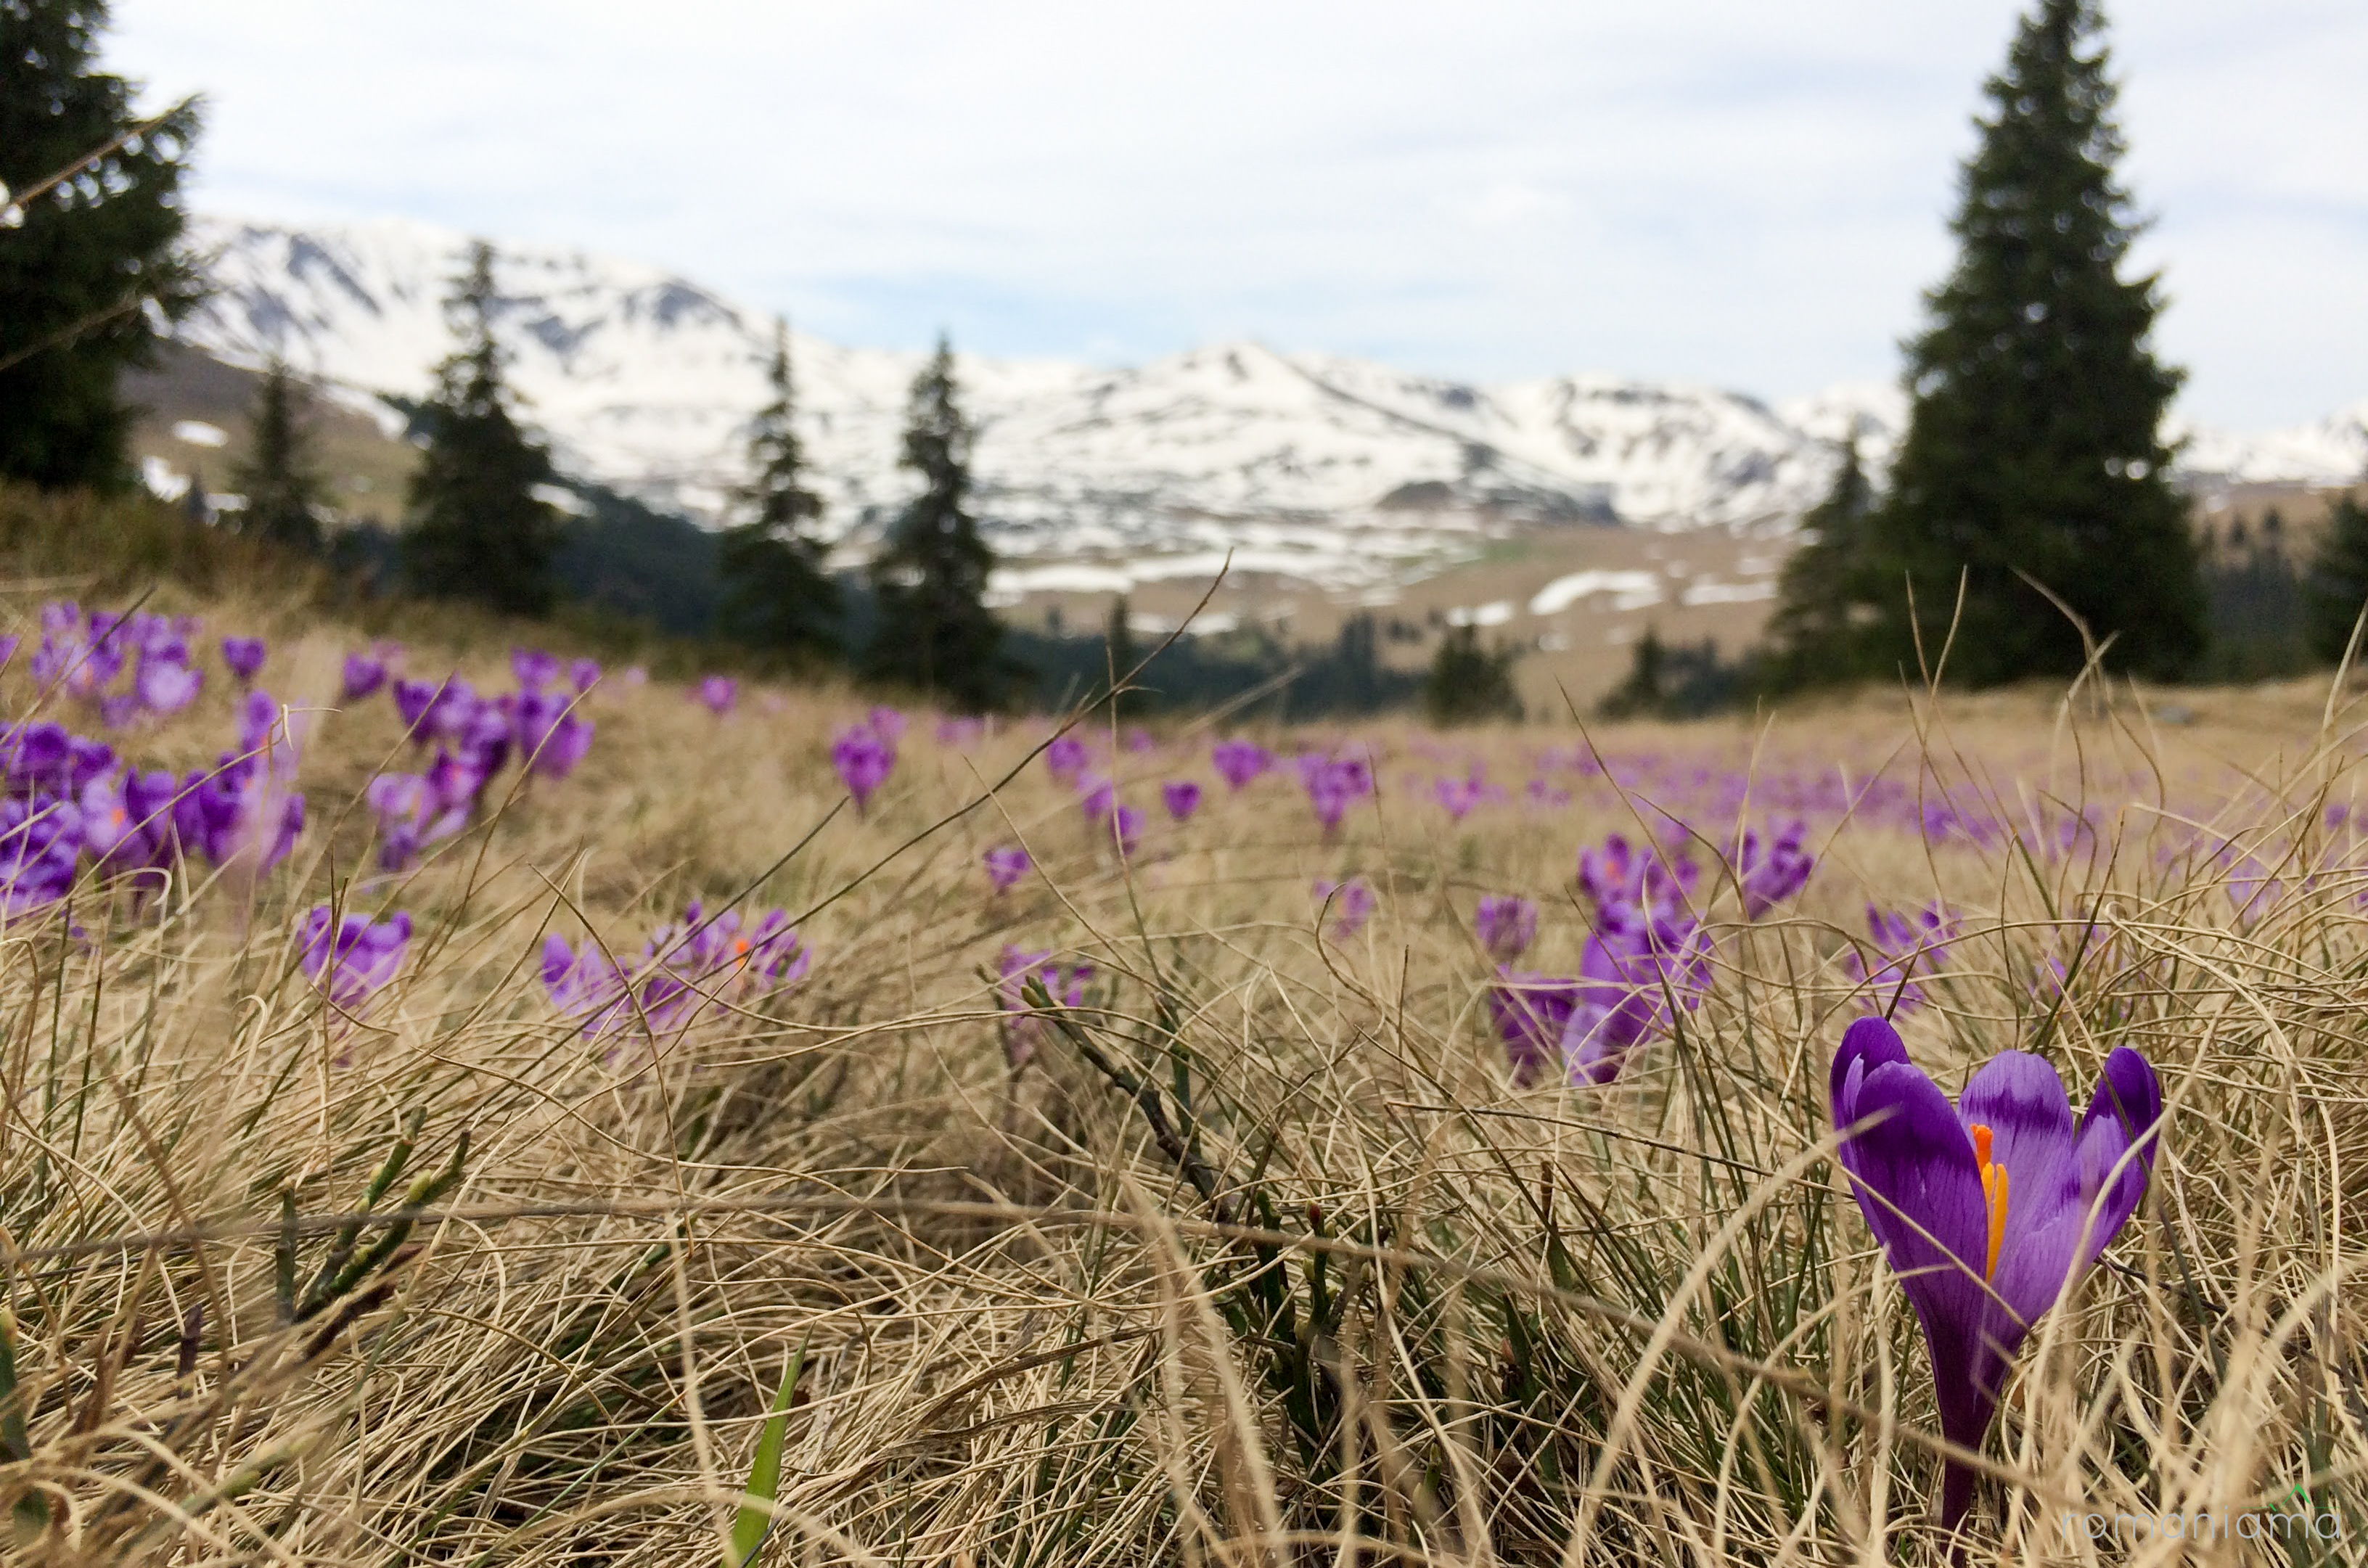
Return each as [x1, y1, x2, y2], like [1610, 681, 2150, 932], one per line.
[1970, 1122, 2008, 1281]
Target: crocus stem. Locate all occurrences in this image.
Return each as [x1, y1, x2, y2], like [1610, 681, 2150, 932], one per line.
[1940, 1458, 1975, 1548]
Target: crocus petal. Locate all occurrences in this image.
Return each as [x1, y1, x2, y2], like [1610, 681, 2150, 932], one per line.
[1955, 1049, 2080, 1258]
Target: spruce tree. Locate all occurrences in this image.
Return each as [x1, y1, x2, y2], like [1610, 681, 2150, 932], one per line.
[864, 335, 1007, 709]
[1857, 0, 2203, 685]
[2304, 496, 2368, 665]
[232, 356, 327, 552]
[718, 319, 837, 660]
[404, 240, 561, 616]
[1103, 594, 1141, 715]
[1424, 623, 1523, 725]
[0, 1, 203, 490]
[1761, 438, 1877, 688]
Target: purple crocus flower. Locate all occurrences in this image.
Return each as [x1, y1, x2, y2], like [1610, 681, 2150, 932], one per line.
[937, 715, 984, 747]
[341, 652, 388, 702]
[1845, 903, 1957, 1013]
[1732, 818, 1814, 919]
[1300, 758, 1370, 839]
[364, 761, 478, 871]
[1577, 834, 1697, 921]
[1433, 772, 1491, 822]
[867, 706, 906, 743]
[1161, 780, 1203, 822]
[1123, 726, 1156, 754]
[1556, 906, 1713, 1085]
[80, 768, 186, 879]
[1314, 877, 1375, 941]
[221, 636, 266, 684]
[0, 722, 115, 797]
[831, 721, 897, 815]
[134, 653, 202, 716]
[570, 657, 602, 694]
[175, 690, 306, 872]
[512, 647, 562, 689]
[514, 689, 594, 781]
[551, 903, 812, 1041]
[985, 845, 1031, 893]
[0, 793, 83, 922]
[1044, 734, 1091, 783]
[1077, 776, 1115, 822]
[1210, 739, 1272, 792]
[299, 906, 414, 1013]
[996, 944, 1094, 1068]
[1486, 971, 1582, 1085]
[0, 634, 18, 669]
[1107, 803, 1145, 857]
[1831, 1017, 2160, 1533]
[695, 675, 737, 715]
[1475, 894, 1537, 963]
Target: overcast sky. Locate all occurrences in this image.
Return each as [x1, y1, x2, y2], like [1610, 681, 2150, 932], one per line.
[110, 1, 2367, 429]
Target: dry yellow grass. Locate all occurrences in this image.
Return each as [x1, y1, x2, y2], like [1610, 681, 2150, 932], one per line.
[3, 580, 2366, 1565]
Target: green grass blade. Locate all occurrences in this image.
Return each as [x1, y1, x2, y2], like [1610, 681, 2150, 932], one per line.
[724, 1337, 807, 1568]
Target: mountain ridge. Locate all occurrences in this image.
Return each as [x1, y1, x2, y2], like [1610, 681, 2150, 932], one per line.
[179, 214, 2368, 588]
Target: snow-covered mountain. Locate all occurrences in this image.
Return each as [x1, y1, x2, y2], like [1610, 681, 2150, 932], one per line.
[180, 215, 2364, 582]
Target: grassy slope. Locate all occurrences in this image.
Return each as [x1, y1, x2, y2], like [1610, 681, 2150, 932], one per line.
[2, 493, 2366, 1563]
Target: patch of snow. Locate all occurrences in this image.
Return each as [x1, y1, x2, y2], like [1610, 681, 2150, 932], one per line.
[1528, 570, 1665, 616]
[1446, 601, 1515, 627]
[141, 456, 189, 501]
[1678, 578, 1778, 606]
[171, 419, 229, 448]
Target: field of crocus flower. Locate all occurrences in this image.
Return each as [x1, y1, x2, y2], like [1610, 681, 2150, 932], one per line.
[1, 589, 2364, 1565]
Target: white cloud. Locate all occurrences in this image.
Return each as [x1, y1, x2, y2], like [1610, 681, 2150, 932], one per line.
[109, 0, 2368, 427]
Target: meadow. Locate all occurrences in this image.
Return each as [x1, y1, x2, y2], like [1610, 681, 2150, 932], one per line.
[1, 573, 2364, 1566]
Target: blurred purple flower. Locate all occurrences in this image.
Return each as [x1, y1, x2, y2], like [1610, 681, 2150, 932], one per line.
[547, 901, 813, 1040]
[512, 647, 562, 689]
[299, 906, 413, 1012]
[695, 675, 737, 715]
[1107, 803, 1145, 856]
[0, 793, 83, 922]
[570, 657, 602, 693]
[134, 653, 202, 717]
[1577, 833, 1697, 921]
[1843, 902, 1957, 1012]
[831, 721, 898, 814]
[174, 691, 306, 872]
[1124, 727, 1156, 753]
[1045, 734, 1091, 783]
[1475, 894, 1537, 962]
[0, 634, 18, 669]
[1300, 757, 1371, 838]
[937, 715, 985, 747]
[1831, 1017, 2160, 1532]
[1314, 877, 1375, 941]
[1560, 903, 1713, 1085]
[1078, 776, 1115, 821]
[80, 768, 186, 879]
[985, 845, 1031, 892]
[514, 689, 594, 781]
[1525, 779, 1572, 809]
[1487, 971, 1581, 1085]
[867, 706, 906, 743]
[341, 652, 387, 702]
[1210, 739, 1272, 791]
[996, 944, 1094, 1068]
[221, 636, 266, 684]
[1161, 780, 1203, 821]
[0, 722, 115, 797]
[1732, 818, 1814, 919]
[621, 665, 649, 688]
